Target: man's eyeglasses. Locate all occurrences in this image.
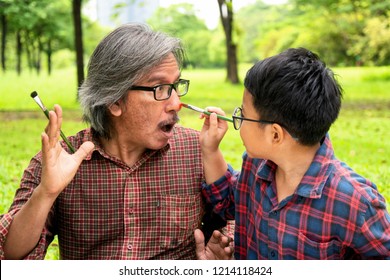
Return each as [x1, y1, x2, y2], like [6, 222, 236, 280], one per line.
[128, 79, 190, 101]
[232, 106, 283, 130]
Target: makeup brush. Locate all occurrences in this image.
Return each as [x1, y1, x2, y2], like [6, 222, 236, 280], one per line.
[181, 103, 233, 123]
[30, 91, 76, 153]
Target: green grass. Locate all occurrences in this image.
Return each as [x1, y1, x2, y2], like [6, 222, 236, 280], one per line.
[1, 65, 389, 260]
[335, 66, 390, 101]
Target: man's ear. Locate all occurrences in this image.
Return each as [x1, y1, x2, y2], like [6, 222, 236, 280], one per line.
[108, 101, 122, 117]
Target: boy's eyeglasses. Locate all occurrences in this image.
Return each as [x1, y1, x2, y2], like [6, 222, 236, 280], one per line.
[232, 106, 284, 131]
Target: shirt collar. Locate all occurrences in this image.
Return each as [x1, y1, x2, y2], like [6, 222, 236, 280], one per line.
[256, 134, 335, 199]
[295, 135, 335, 198]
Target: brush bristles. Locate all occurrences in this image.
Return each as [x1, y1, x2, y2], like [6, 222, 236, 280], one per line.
[30, 91, 38, 98]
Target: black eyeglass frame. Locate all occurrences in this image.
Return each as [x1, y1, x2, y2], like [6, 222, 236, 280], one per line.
[128, 79, 190, 101]
[232, 106, 286, 131]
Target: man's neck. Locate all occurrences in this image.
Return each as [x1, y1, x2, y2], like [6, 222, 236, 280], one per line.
[99, 135, 146, 167]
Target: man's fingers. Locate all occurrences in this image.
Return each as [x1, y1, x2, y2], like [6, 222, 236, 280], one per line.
[46, 110, 60, 145]
[73, 141, 95, 164]
[53, 105, 63, 133]
[194, 229, 206, 260]
[224, 245, 234, 256]
[194, 229, 205, 245]
[41, 132, 49, 152]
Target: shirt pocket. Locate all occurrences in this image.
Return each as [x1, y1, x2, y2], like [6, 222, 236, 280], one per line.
[158, 194, 203, 249]
[297, 232, 342, 260]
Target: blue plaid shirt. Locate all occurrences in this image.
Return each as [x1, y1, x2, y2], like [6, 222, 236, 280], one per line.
[202, 135, 390, 259]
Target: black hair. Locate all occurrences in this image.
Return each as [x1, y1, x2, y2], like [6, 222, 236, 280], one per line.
[244, 47, 343, 145]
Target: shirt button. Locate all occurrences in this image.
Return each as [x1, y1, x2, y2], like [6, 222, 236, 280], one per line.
[271, 251, 276, 257]
[127, 244, 133, 250]
[272, 211, 278, 216]
[129, 208, 134, 215]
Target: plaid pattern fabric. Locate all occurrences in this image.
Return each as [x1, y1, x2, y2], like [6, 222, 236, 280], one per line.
[202, 135, 390, 259]
[0, 126, 205, 260]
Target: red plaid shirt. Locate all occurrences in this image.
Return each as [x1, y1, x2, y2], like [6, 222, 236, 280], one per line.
[202, 135, 390, 259]
[0, 126, 205, 259]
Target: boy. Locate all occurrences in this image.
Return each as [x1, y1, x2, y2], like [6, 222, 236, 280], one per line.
[197, 47, 390, 259]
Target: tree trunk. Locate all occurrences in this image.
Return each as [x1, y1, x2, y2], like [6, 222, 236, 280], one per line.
[24, 31, 33, 72]
[16, 30, 22, 75]
[217, 0, 239, 84]
[1, 14, 6, 72]
[36, 36, 42, 75]
[47, 39, 52, 75]
[73, 0, 84, 95]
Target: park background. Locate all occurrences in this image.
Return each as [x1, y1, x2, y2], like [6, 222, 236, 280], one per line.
[0, 0, 389, 259]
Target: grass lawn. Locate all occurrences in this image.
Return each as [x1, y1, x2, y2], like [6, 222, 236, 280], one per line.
[0, 65, 389, 259]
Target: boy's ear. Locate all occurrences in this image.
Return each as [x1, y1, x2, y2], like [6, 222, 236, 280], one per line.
[108, 101, 122, 117]
[271, 124, 285, 144]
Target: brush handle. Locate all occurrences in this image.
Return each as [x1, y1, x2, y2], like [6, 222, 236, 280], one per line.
[42, 109, 76, 153]
[201, 110, 234, 123]
[182, 103, 234, 123]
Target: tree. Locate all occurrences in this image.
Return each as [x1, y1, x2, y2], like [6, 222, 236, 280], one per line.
[0, 5, 6, 72]
[288, 0, 390, 65]
[217, 0, 239, 84]
[148, 3, 215, 68]
[39, 0, 74, 75]
[0, 0, 73, 75]
[234, 0, 390, 66]
[72, 0, 84, 91]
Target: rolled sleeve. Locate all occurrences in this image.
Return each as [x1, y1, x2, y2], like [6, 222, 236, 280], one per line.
[0, 154, 51, 260]
[355, 200, 390, 259]
[0, 210, 48, 260]
[201, 164, 238, 220]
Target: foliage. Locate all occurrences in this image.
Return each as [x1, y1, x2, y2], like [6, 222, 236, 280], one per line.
[207, 27, 226, 68]
[0, 0, 108, 75]
[2, 0, 389, 75]
[148, 4, 226, 68]
[0, 0, 73, 72]
[234, 0, 390, 66]
[148, 3, 208, 37]
[236, 1, 285, 61]
[349, 16, 390, 66]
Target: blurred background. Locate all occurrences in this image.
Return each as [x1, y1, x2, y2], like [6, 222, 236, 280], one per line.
[1, 0, 389, 84]
[0, 1, 389, 259]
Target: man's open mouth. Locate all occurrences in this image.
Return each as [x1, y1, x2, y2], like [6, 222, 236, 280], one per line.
[159, 115, 179, 133]
[161, 123, 175, 133]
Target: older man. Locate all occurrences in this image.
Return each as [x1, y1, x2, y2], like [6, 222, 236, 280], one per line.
[0, 23, 230, 260]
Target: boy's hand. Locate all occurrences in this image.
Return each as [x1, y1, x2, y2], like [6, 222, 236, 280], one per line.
[200, 107, 229, 154]
[199, 107, 229, 184]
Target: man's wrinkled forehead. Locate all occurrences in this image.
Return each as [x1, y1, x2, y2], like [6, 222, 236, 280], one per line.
[137, 54, 181, 84]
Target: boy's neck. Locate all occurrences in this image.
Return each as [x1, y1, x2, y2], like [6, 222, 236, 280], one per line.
[274, 142, 320, 203]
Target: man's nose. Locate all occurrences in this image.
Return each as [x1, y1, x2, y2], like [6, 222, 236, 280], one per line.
[166, 89, 182, 112]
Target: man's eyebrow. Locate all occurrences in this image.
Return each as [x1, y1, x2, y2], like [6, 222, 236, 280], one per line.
[144, 73, 182, 84]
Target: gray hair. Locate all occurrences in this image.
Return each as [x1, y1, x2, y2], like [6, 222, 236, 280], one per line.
[78, 23, 185, 139]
